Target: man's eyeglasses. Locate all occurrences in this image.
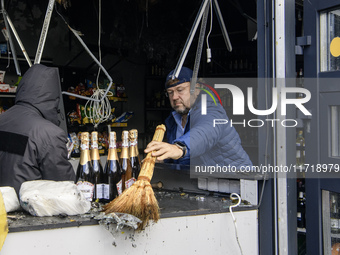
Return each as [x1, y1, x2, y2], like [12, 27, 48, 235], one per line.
[165, 84, 201, 98]
[165, 86, 188, 97]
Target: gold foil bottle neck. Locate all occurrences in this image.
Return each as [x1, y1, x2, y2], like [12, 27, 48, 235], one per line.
[90, 131, 100, 160]
[80, 132, 90, 151]
[120, 131, 129, 159]
[108, 148, 119, 161]
[108, 131, 118, 160]
[80, 132, 91, 165]
[129, 129, 139, 157]
[121, 130, 129, 148]
[109, 131, 117, 149]
[129, 129, 138, 141]
[91, 131, 98, 149]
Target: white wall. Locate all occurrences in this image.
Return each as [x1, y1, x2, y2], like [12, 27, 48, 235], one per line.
[1, 210, 258, 255]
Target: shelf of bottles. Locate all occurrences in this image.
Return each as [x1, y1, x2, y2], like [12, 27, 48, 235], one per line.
[322, 190, 340, 255]
[204, 47, 257, 77]
[296, 67, 307, 254]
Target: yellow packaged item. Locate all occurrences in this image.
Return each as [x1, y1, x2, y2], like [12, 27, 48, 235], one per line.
[0, 191, 8, 251]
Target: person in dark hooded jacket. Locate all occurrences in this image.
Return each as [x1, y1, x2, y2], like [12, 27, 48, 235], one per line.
[144, 67, 252, 169]
[0, 64, 75, 195]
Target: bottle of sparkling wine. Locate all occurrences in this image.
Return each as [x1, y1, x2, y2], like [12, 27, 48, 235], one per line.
[120, 130, 133, 191]
[129, 129, 141, 182]
[76, 132, 94, 202]
[90, 131, 104, 202]
[103, 131, 122, 200]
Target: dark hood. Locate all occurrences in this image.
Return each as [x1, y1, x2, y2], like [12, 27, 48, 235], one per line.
[15, 64, 61, 126]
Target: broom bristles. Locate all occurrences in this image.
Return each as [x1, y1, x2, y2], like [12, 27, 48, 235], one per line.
[102, 124, 165, 230]
[102, 179, 160, 230]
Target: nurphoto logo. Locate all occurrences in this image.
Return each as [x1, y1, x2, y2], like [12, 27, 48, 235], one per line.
[200, 82, 312, 128]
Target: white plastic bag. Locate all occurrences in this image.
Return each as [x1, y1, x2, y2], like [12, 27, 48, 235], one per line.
[0, 186, 21, 212]
[19, 180, 91, 216]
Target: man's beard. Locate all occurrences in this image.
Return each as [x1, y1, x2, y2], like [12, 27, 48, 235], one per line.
[175, 107, 190, 115]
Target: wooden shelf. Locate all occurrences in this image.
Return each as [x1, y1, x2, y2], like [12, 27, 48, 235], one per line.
[111, 122, 128, 127]
[108, 96, 128, 102]
[0, 92, 16, 98]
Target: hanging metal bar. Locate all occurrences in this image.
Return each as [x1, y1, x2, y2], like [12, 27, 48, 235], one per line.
[172, 0, 232, 81]
[172, 0, 210, 80]
[34, 0, 55, 64]
[191, 2, 210, 94]
[213, 0, 232, 52]
[4, 14, 32, 67]
[61, 26, 113, 102]
[1, 0, 21, 75]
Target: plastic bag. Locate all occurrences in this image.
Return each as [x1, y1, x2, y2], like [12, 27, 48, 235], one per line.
[0, 186, 20, 212]
[19, 180, 91, 216]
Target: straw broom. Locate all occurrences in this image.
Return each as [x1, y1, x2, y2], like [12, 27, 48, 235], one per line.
[102, 124, 166, 230]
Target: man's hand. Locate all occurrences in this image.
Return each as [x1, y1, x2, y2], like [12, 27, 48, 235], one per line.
[144, 141, 183, 161]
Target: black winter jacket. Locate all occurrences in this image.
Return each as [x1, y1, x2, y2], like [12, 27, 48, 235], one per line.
[0, 64, 75, 194]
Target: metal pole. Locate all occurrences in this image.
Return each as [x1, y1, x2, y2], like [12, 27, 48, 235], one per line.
[34, 0, 55, 64]
[275, 0, 289, 254]
[172, 0, 210, 79]
[62, 26, 113, 102]
[212, 0, 232, 52]
[4, 14, 32, 67]
[191, 2, 210, 94]
[1, 0, 20, 75]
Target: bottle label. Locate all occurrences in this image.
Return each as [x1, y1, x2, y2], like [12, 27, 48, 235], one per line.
[76, 181, 94, 201]
[331, 218, 339, 229]
[296, 151, 301, 158]
[103, 184, 110, 200]
[91, 132, 99, 149]
[125, 177, 136, 189]
[91, 142, 98, 149]
[81, 143, 90, 151]
[109, 132, 117, 149]
[109, 143, 117, 149]
[122, 141, 129, 148]
[130, 140, 137, 147]
[96, 183, 104, 199]
[117, 180, 123, 195]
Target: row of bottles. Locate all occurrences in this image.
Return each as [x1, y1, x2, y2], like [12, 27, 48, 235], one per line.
[296, 68, 305, 99]
[296, 130, 305, 166]
[75, 129, 141, 203]
[297, 179, 306, 229]
[205, 48, 257, 75]
[146, 90, 170, 109]
[330, 192, 340, 234]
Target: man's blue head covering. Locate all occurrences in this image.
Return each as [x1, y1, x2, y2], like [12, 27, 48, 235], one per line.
[165, 67, 193, 88]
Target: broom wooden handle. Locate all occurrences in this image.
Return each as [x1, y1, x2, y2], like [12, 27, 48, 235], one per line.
[138, 124, 166, 181]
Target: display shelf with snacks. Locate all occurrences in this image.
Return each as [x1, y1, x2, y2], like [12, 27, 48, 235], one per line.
[60, 69, 134, 158]
[0, 69, 19, 115]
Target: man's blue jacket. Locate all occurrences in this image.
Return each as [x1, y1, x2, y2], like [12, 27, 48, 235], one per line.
[164, 89, 253, 168]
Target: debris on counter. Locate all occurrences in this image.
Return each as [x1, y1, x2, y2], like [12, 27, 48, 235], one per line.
[95, 212, 141, 247]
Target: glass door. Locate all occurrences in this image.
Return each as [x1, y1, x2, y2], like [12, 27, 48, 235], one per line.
[304, 1, 340, 254]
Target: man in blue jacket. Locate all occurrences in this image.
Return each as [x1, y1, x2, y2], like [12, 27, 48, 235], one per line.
[145, 67, 252, 169]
